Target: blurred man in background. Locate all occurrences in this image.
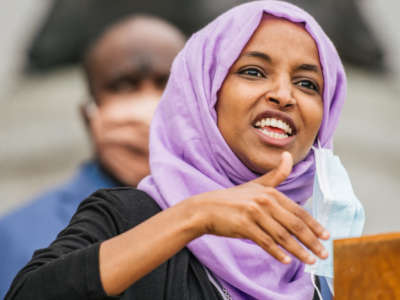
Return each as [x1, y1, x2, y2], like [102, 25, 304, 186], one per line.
[0, 15, 185, 297]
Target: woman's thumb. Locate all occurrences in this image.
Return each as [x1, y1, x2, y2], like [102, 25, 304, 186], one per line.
[253, 151, 293, 187]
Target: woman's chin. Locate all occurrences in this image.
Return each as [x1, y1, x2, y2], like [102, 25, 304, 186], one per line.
[244, 155, 284, 175]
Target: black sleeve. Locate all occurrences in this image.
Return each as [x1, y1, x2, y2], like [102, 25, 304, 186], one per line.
[5, 188, 161, 300]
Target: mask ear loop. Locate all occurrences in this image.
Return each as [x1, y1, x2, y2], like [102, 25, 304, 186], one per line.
[312, 139, 323, 154]
[310, 139, 325, 300]
[310, 273, 323, 300]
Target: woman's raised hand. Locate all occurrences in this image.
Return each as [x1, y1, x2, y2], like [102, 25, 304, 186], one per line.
[98, 152, 329, 295]
[189, 152, 330, 265]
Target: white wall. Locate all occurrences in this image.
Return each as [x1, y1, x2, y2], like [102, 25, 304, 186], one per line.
[0, 0, 50, 100]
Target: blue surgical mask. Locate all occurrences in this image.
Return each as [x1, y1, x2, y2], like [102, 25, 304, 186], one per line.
[305, 143, 365, 296]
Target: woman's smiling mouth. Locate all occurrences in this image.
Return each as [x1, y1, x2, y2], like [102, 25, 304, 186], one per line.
[255, 117, 292, 138]
[253, 111, 297, 146]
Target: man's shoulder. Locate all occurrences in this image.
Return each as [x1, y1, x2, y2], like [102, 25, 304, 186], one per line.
[0, 161, 108, 246]
[0, 176, 80, 227]
[0, 187, 70, 247]
[0, 160, 117, 231]
[0, 189, 69, 293]
[0, 188, 62, 230]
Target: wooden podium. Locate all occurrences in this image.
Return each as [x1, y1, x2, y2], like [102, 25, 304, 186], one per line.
[334, 232, 400, 299]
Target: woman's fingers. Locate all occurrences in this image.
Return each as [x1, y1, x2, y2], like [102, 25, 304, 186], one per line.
[244, 213, 316, 264]
[247, 151, 328, 260]
[240, 196, 323, 264]
[253, 152, 293, 187]
[246, 201, 317, 263]
[271, 190, 330, 240]
[256, 217, 317, 264]
[267, 203, 327, 260]
[245, 223, 292, 264]
[198, 153, 331, 264]
[253, 189, 329, 259]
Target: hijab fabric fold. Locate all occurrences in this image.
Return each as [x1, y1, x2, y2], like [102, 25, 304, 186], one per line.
[139, 1, 346, 298]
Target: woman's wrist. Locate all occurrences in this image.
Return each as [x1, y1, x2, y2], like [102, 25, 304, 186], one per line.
[175, 194, 211, 239]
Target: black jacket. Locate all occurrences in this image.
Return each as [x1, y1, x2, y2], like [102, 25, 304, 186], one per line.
[5, 188, 222, 300]
[6, 187, 320, 299]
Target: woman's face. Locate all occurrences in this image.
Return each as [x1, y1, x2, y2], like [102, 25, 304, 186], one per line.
[216, 16, 324, 174]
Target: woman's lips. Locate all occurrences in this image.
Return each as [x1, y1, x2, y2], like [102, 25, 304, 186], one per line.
[253, 126, 296, 147]
[253, 110, 297, 135]
[252, 110, 297, 147]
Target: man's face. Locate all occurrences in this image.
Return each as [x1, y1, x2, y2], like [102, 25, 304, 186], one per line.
[84, 20, 184, 186]
[87, 75, 161, 187]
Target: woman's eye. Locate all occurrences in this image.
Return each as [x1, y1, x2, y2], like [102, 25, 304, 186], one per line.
[296, 80, 319, 92]
[238, 68, 265, 78]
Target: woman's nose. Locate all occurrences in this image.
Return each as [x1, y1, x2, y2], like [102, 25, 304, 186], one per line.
[266, 78, 295, 108]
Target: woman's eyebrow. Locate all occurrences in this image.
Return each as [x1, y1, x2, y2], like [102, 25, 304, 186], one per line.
[295, 63, 321, 75]
[242, 51, 322, 76]
[243, 51, 272, 63]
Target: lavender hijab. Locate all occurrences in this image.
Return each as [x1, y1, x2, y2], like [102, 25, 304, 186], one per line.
[139, 0, 346, 298]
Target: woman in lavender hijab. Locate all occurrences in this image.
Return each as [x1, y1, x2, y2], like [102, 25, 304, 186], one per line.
[6, 1, 347, 300]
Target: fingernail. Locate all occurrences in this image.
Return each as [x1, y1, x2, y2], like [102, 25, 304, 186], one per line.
[320, 249, 329, 259]
[307, 255, 316, 264]
[321, 230, 330, 239]
[282, 256, 291, 264]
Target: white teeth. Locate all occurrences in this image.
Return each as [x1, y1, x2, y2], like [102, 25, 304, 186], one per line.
[260, 128, 289, 139]
[254, 117, 293, 135]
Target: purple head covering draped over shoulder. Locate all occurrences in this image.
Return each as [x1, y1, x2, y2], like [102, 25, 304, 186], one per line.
[139, 0, 346, 298]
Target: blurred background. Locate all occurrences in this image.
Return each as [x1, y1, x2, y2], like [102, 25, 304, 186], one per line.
[0, 0, 399, 235]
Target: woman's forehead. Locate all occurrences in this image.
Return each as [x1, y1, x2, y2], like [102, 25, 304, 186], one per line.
[243, 15, 319, 60]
